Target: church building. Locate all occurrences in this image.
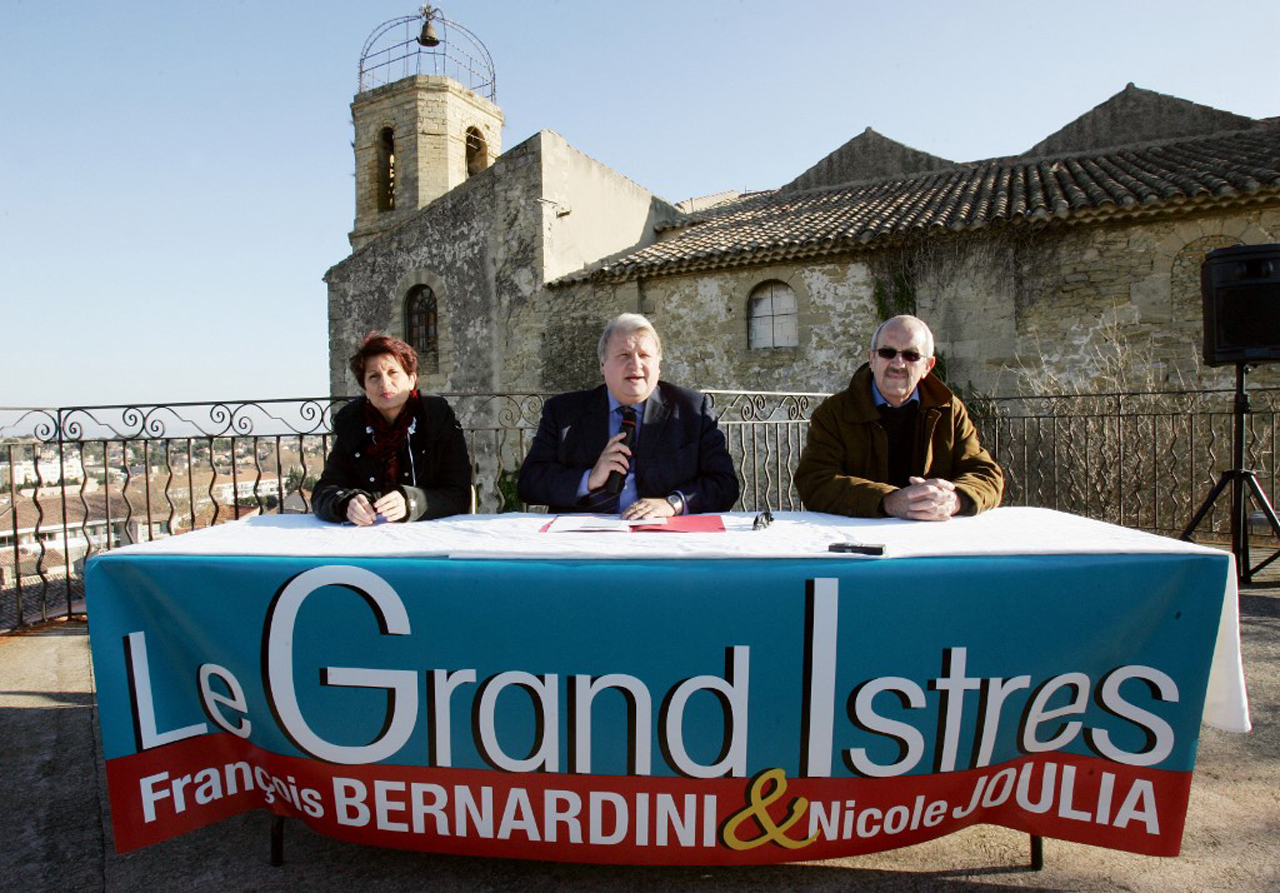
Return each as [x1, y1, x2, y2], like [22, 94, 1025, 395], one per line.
[325, 9, 1280, 400]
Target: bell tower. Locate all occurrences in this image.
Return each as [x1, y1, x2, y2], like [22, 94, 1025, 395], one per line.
[350, 6, 503, 249]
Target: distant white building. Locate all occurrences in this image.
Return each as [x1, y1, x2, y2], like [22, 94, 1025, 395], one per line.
[4, 457, 86, 487]
[211, 477, 282, 504]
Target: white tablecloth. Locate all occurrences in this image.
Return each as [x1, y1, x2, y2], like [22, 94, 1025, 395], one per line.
[111, 506, 1224, 561]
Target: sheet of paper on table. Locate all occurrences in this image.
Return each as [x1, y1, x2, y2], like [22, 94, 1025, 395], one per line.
[543, 516, 661, 532]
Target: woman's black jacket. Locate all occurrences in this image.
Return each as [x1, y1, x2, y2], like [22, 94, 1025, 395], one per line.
[312, 394, 472, 522]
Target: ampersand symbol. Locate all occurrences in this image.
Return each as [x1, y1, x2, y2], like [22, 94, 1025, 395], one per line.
[721, 768, 817, 851]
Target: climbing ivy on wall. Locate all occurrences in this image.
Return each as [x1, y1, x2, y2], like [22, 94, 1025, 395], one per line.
[871, 267, 951, 385]
[873, 271, 916, 320]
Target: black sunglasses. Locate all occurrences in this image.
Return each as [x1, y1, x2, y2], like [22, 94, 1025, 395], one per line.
[875, 347, 925, 363]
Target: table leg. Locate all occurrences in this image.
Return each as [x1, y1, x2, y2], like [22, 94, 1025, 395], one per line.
[1030, 833, 1044, 870]
[270, 815, 284, 866]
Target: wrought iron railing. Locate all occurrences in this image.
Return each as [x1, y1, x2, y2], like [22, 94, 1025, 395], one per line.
[3, 387, 1277, 629]
[708, 390, 828, 512]
[970, 387, 1280, 539]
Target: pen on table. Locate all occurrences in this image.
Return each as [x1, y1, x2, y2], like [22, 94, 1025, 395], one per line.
[828, 541, 885, 556]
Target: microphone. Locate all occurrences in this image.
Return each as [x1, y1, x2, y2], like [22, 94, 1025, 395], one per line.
[604, 408, 637, 496]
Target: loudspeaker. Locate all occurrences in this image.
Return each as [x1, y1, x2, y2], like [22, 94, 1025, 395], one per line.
[1201, 243, 1280, 367]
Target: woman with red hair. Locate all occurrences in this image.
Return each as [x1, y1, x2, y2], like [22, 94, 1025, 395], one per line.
[313, 333, 471, 524]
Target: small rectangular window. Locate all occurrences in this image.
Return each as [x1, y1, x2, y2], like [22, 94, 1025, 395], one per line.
[748, 281, 799, 348]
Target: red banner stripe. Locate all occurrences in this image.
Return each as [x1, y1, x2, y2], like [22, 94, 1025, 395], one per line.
[106, 734, 1190, 862]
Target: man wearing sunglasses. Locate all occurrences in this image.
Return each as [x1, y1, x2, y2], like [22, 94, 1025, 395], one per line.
[795, 314, 1003, 520]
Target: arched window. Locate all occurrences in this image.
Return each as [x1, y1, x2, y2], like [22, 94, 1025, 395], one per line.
[465, 126, 488, 177]
[377, 127, 396, 212]
[748, 280, 799, 348]
[405, 285, 439, 373]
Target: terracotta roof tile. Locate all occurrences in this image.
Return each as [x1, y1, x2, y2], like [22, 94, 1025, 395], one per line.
[562, 127, 1280, 285]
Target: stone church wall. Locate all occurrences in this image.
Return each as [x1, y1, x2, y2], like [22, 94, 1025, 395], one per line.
[635, 262, 878, 393]
[328, 130, 678, 398]
[497, 134, 678, 394]
[533, 204, 1280, 399]
[927, 205, 1280, 395]
[326, 135, 545, 397]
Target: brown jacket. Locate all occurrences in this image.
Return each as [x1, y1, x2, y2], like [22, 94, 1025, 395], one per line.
[795, 364, 1003, 517]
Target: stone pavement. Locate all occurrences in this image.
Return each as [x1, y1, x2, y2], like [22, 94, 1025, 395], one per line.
[1, 587, 1277, 893]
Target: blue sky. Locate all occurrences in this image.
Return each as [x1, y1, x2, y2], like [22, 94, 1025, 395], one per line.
[3, 0, 1277, 406]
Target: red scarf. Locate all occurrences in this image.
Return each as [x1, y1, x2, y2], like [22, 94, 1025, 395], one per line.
[363, 390, 418, 491]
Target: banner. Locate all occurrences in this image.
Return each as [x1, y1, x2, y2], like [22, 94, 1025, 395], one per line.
[87, 551, 1228, 862]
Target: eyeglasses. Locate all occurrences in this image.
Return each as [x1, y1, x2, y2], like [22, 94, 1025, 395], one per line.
[875, 347, 925, 363]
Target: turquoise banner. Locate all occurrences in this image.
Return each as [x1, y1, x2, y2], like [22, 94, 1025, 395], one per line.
[86, 551, 1228, 860]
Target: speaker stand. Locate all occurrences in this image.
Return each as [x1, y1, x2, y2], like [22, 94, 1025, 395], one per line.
[1181, 363, 1280, 583]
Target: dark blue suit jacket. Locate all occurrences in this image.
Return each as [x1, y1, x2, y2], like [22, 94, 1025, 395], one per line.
[517, 381, 740, 514]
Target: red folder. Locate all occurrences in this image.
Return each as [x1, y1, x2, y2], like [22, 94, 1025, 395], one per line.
[632, 514, 725, 532]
